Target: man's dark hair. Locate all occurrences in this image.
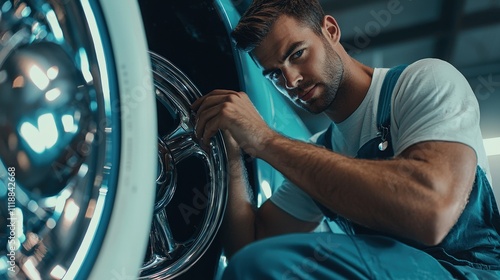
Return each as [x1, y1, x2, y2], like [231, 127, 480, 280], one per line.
[231, 0, 326, 52]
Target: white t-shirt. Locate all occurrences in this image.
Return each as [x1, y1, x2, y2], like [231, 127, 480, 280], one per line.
[270, 58, 491, 223]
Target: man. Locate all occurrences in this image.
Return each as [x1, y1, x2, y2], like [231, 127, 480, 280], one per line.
[192, 0, 500, 279]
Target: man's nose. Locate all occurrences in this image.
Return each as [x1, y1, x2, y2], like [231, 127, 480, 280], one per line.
[282, 67, 302, 90]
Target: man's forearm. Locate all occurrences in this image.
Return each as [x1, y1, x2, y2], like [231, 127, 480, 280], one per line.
[220, 156, 257, 258]
[255, 134, 475, 245]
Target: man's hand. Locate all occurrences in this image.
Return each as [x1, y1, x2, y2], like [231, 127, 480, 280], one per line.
[191, 90, 277, 157]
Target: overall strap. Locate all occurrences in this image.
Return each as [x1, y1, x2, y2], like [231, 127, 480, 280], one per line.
[377, 64, 408, 141]
[317, 64, 408, 151]
[372, 64, 408, 153]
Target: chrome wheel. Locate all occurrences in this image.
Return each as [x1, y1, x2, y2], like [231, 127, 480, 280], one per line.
[0, 0, 119, 278]
[0, 0, 156, 279]
[140, 52, 227, 279]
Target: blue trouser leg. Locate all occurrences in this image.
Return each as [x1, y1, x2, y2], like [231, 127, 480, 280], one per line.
[222, 233, 455, 280]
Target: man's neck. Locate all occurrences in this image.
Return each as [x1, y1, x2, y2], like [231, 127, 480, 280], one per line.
[325, 59, 374, 123]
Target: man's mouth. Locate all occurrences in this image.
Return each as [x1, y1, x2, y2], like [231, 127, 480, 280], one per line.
[299, 85, 317, 102]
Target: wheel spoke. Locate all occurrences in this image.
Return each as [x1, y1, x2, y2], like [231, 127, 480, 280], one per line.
[142, 231, 167, 271]
[155, 81, 195, 138]
[155, 139, 176, 210]
[165, 133, 205, 164]
[143, 209, 179, 271]
[152, 209, 181, 258]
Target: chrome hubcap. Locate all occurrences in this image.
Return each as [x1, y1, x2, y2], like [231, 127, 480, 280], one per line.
[0, 0, 119, 278]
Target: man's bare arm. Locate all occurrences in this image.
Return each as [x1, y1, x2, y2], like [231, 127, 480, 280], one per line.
[258, 136, 476, 246]
[220, 134, 319, 258]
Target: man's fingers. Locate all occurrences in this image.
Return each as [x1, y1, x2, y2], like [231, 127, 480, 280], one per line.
[191, 89, 240, 111]
[191, 90, 258, 149]
[195, 104, 224, 141]
[193, 90, 243, 142]
[191, 95, 205, 111]
[196, 94, 232, 118]
[202, 116, 223, 146]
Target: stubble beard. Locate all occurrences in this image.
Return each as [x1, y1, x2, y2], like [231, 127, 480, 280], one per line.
[295, 42, 344, 115]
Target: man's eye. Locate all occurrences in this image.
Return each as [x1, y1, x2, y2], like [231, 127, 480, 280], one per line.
[292, 49, 304, 59]
[270, 70, 282, 80]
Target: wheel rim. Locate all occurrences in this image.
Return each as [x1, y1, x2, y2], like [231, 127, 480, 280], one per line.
[140, 52, 227, 279]
[0, 0, 120, 278]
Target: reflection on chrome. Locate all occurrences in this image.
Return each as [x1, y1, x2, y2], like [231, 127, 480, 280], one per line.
[140, 53, 227, 279]
[0, 0, 119, 279]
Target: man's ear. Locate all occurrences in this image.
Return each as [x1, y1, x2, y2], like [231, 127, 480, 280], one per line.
[322, 15, 341, 44]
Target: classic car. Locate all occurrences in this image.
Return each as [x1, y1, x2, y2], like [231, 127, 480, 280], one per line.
[1, 0, 499, 279]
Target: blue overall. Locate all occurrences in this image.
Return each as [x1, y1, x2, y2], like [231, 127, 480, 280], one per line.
[222, 66, 500, 279]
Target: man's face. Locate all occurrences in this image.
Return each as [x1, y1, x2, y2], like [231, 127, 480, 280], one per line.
[252, 15, 344, 114]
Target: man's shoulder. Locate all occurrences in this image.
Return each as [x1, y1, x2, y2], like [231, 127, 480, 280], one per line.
[408, 57, 451, 67]
[393, 58, 472, 102]
[402, 58, 465, 82]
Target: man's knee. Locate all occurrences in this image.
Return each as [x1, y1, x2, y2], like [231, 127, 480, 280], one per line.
[222, 233, 343, 279]
[223, 239, 273, 279]
[222, 236, 301, 279]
